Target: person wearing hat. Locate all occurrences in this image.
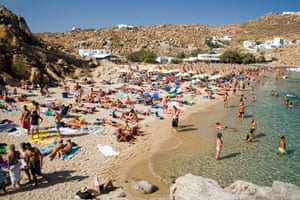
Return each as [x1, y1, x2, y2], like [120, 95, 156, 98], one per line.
[215, 133, 223, 160]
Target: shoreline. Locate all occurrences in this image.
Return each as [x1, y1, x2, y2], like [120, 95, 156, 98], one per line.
[118, 95, 225, 199]
[0, 63, 276, 200]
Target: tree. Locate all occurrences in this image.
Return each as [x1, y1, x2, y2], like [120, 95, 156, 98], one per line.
[220, 50, 242, 64]
[126, 49, 157, 63]
[241, 53, 256, 64]
[190, 48, 203, 57]
[176, 52, 186, 59]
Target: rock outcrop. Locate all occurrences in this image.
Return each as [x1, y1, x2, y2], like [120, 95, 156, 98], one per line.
[170, 174, 300, 200]
[0, 5, 89, 85]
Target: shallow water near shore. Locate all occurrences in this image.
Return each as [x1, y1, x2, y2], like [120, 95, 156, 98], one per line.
[150, 71, 300, 188]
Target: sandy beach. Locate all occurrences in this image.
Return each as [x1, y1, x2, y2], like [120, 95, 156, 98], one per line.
[0, 63, 260, 200]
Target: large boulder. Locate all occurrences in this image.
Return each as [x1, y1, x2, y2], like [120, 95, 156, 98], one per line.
[271, 181, 300, 200]
[170, 174, 238, 200]
[225, 180, 272, 199]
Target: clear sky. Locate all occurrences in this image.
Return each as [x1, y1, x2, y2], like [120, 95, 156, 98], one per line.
[1, 0, 299, 33]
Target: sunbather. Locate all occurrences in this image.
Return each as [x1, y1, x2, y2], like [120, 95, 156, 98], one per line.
[58, 139, 73, 159]
[43, 139, 64, 160]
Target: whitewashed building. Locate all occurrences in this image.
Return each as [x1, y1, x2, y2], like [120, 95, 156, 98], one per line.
[118, 24, 136, 30]
[156, 57, 175, 63]
[78, 49, 111, 58]
[197, 54, 220, 61]
[243, 41, 256, 48]
[224, 35, 233, 41]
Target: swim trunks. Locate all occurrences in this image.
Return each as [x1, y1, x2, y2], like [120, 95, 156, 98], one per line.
[29, 160, 42, 176]
[172, 118, 178, 127]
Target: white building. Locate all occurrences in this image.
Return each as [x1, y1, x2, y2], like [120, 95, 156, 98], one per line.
[156, 57, 175, 63]
[273, 37, 284, 46]
[243, 41, 256, 48]
[78, 49, 111, 58]
[197, 54, 220, 61]
[118, 24, 136, 30]
[224, 35, 233, 41]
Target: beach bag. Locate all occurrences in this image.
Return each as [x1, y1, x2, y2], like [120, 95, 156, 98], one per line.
[75, 190, 94, 199]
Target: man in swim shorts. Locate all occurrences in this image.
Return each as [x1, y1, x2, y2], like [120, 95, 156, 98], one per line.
[249, 119, 257, 139]
[25, 143, 47, 186]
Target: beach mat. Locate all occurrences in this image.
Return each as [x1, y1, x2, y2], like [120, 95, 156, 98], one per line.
[8, 128, 28, 136]
[40, 141, 57, 154]
[97, 144, 119, 157]
[63, 146, 81, 160]
[51, 127, 78, 136]
[0, 146, 6, 153]
[29, 132, 58, 144]
[0, 120, 16, 132]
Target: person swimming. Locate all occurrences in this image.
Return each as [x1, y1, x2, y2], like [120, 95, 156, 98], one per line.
[214, 122, 237, 132]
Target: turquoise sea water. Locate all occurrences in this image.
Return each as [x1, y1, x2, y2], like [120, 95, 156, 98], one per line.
[150, 70, 300, 188]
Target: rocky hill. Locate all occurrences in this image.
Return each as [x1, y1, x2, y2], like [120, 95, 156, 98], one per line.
[37, 13, 300, 65]
[0, 5, 300, 85]
[0, 5, 90, 85]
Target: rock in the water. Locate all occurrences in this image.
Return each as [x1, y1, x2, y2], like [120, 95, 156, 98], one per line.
[133, 178, 158, 194]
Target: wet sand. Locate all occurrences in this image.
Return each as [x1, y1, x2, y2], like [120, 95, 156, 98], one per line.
[120, 98, 227, 199]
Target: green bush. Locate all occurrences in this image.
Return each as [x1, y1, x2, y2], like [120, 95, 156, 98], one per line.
[11, 59, 28, 78]
[176, 52, 186, 59]
[126, 49, 157, 63]
[190, 48, 203, 57]
[220, 50, 242, 64]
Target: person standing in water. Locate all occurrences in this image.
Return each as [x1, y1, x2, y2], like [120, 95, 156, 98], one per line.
[249, 119, 257, 139]
[215, 133, 223, 160]
[278, 135, 287, 155]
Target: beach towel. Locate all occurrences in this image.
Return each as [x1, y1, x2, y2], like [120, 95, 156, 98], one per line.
[0, 146, 6, 153]
[97, 144, 119, 157]
[29, 132, 58, 144]
[92, 128, 108, 135]
[8, 128, 28, 136]
[0, 120, 16, 132]
[63, 146, 81, 160]
[40, 141, 57, 154]
[51, 127, 78, 136]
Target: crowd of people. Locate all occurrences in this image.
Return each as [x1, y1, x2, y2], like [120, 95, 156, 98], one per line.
[0, 64, 295, 198]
